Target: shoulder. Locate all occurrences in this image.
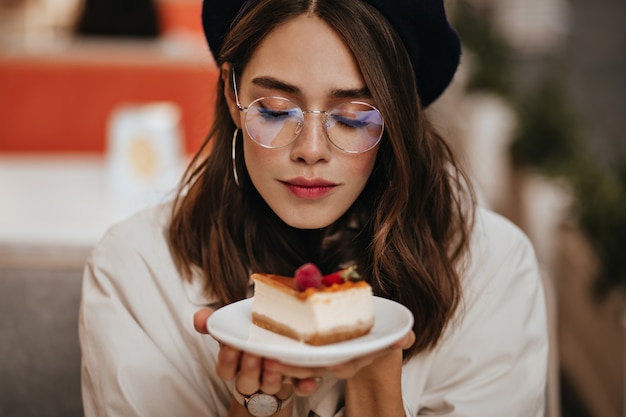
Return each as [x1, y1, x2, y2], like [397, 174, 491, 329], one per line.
[85, 202, 216, 306]
[471, 207, 534, 257]
[446, 207, 546, 349]
[451, 208, 547, 361]
[86, 203, 176, 293]
[90, 202, 175, 272]
[95, 203, 171, 253]
[464, 208, 538, 287]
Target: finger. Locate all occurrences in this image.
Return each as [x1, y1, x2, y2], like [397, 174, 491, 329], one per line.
[327, 357, 373, 379]
[216, 345, 242, 381]
[260, 363, 284, 395]
[235, 353, 263, 395]
[292, 377, 323, 397]
[327, 336, 410, 379]
[264, 360, 323, 380]
[193, 308, 214, 334]
[391, 331, 415, 350]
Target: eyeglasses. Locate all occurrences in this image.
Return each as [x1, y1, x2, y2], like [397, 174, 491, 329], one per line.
[232, 70, 384, 153]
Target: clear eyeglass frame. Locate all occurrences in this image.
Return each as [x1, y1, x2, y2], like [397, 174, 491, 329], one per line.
[231, 69, 385, 154]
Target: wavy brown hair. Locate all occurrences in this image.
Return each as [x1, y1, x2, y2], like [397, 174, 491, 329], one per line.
[169, 0, 475, 358]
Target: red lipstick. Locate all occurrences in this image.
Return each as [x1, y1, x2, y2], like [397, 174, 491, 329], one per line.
[281, 177, 338, 199]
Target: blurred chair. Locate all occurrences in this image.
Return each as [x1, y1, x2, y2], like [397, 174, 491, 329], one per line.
[0, 253, 86, 417]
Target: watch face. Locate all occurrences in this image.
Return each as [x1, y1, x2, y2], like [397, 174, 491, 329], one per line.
[246, 393, 280, 417]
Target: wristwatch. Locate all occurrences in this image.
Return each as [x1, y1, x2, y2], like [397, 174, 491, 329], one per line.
[233, 389, 293, 417]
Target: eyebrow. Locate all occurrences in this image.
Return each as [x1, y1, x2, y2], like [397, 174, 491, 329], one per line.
[251, 76, 372, 100]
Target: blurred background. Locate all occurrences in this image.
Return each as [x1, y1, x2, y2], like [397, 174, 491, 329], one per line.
[0, 0, 624, 416]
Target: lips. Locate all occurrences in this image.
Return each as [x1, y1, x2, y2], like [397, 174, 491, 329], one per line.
[281, 177, 338, 199]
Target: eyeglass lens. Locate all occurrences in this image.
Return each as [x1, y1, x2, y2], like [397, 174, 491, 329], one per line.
[244, 97, 384, 153]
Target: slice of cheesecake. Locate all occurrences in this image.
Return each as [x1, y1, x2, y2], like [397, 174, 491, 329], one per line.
[250, 267, 374, 345]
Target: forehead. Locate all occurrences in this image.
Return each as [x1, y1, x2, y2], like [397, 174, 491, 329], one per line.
[240, 14, 366, 96]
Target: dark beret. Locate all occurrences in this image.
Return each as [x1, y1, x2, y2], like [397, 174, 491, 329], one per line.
[202, 0, 461, 107]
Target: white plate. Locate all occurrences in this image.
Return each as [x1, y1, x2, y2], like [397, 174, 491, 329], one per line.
[207, 296, 414, 366]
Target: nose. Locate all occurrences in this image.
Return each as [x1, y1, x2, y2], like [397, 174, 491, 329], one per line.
[289, 112, 331, 164]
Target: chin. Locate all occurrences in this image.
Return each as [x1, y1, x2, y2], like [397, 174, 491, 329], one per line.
[282, 218, 334, 230]
[277, 211, 341, 230]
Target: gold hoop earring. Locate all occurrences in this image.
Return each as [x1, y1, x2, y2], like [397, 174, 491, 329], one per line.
[232, 128, 240, 187]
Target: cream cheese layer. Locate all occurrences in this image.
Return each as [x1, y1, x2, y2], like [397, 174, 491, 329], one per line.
[252, 279, 374, 336]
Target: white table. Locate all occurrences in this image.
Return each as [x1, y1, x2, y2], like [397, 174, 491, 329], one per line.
[0, 154, 184, 267]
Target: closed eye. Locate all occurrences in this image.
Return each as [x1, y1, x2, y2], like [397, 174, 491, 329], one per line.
[331, 114, 368, 129]
[257, 106, 299, 121]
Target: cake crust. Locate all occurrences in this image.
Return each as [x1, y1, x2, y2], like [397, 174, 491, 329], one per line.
[252, 312, 374, 345]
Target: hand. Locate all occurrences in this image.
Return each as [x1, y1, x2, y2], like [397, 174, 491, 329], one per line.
[269, 331, 415, 417]
[193, 308, 213, 334]
[328, 330, 415, 379]
[193, 309, 322, 397]
[340, 331, 415, 417]
[264, 330, 415, 380]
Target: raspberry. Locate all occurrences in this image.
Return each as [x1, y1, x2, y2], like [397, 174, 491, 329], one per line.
[294, 263, 323, 291]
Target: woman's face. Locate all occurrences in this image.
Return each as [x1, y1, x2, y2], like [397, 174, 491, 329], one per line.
[225, 14, 379, 229]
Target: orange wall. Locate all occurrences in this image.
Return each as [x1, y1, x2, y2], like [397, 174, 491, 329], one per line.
[0, 1, 217, 155]
[0, 54, 218, 154]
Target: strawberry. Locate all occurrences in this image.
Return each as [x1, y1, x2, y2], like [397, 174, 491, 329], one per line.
[321, 265, 361, 287]
[294, 263, 323, 291]
[321, 272, 344, 286]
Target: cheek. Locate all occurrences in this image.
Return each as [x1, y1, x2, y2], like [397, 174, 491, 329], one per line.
[242, 141, 277, 183]
[344, 151, 378, 188]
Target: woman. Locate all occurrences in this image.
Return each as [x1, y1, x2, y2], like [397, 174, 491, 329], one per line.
[79, 0, 548, 416]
